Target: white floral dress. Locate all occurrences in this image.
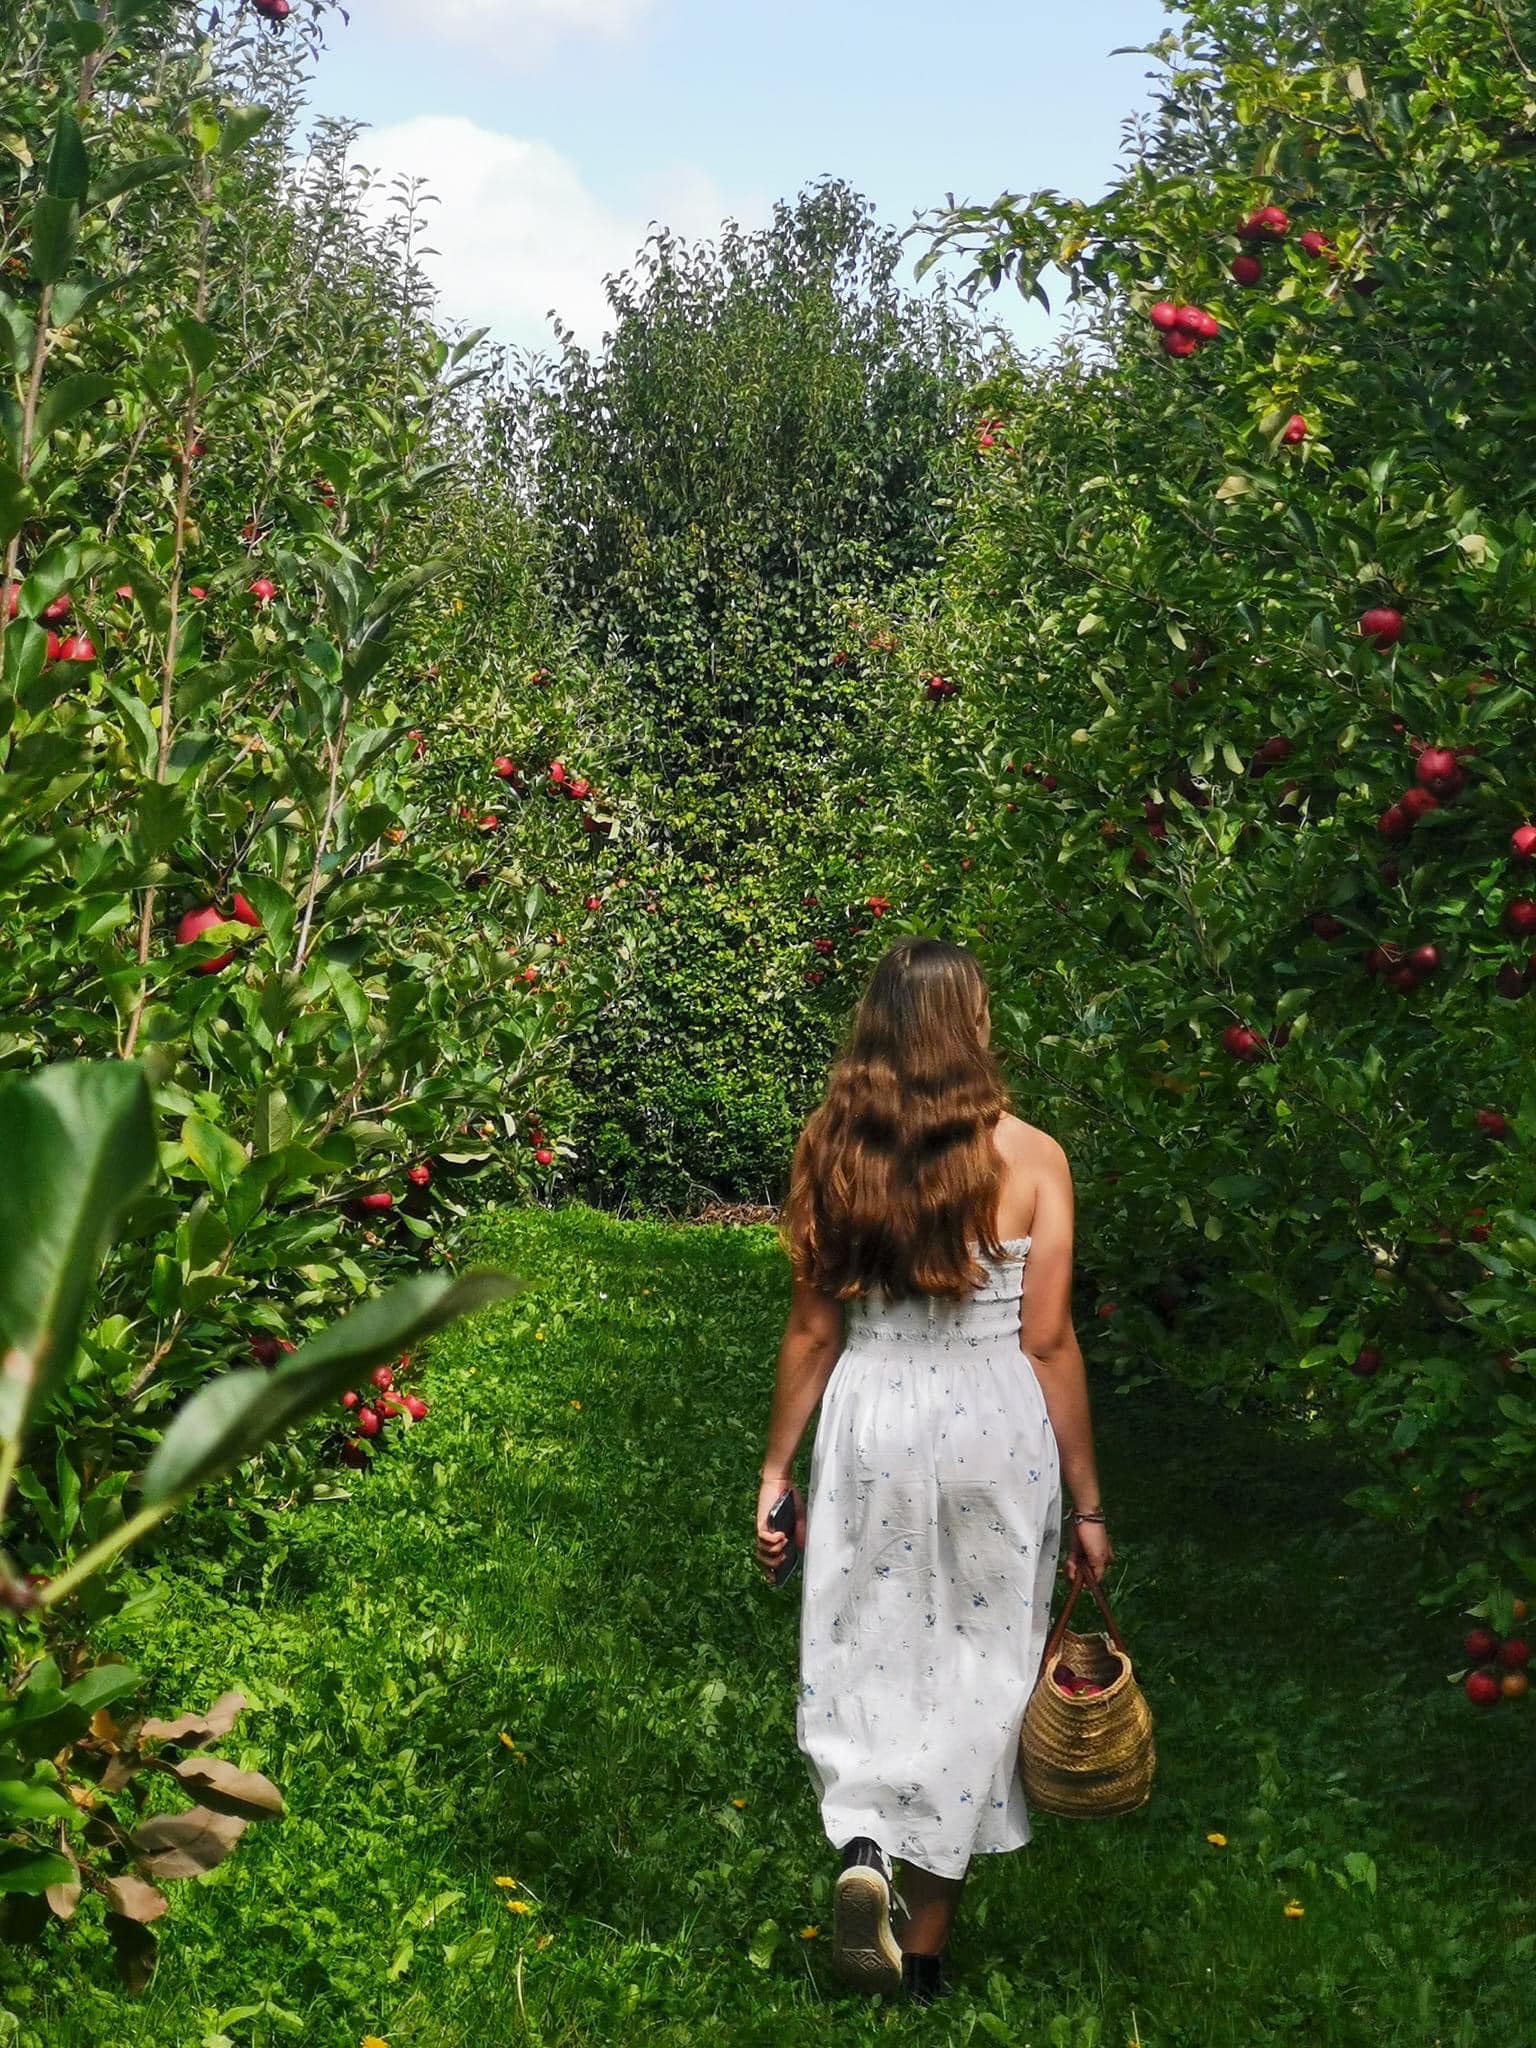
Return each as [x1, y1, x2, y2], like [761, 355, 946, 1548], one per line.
[795, 1236, 1063, 1879]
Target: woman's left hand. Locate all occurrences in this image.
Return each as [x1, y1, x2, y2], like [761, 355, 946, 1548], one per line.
[755, 1474, 805, 1581]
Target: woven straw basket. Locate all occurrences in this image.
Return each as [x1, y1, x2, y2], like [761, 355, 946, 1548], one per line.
[1019, 1568, 1155, 1819]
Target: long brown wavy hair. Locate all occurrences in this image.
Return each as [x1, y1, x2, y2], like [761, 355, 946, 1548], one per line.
[778, 937, 1017, 1304]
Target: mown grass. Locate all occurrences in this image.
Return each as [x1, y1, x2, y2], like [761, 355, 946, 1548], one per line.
[16, 1200, 1536, 2047]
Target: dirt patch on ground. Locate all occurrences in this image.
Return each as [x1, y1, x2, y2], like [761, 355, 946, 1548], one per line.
[681, 1201, 781, 1228]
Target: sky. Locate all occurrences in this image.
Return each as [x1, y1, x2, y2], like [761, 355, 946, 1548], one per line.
[299, 0, 1172, 360]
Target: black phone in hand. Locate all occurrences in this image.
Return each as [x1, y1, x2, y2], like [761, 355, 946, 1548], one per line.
[766, 1488, 800, 1587]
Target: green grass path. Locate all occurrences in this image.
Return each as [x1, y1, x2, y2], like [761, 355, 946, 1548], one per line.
[24, 1203, 1536, 2047]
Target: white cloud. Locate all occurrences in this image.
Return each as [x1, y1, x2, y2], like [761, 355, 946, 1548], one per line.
[369, 0, 655, 55]
[344, 115, 742, 354]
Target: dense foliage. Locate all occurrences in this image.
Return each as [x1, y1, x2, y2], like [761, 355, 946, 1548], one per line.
[6, 0, 1534, 2006]
[509, 186, 990, 1205]
[0, 0, 592, 1977]
[908, 0, 1536, 1625]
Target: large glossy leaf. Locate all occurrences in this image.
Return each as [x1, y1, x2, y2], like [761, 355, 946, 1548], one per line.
[0, 1846, 75, 1896]
[9, 1660, 141, 1761]
[138, 1270, 519, 1506]
[30, 372, 117, 451]
[0, 1063, 156, 1452]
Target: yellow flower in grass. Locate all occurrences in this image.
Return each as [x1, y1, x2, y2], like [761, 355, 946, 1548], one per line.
[1205, 1831, 1227, 1847]
[730, 1798, 745, 1809]
[494, 1876, 520, 1890]
[571, 1399, 582, 1410]
[363, 2038, 389, 2047]
[506, 1897, 534, 1915]
[800, 1925, 819, 1940]
[1283, 1898, 1305, 1918]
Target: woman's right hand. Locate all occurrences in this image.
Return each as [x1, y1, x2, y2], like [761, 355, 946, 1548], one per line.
[1065, 1518, 1114, 1587]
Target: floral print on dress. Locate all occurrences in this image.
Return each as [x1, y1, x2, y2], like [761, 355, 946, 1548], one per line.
[795, 1236, 1063, 1880]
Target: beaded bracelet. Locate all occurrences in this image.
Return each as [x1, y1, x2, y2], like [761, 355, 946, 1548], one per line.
[1069, 1508, 1107, 1524]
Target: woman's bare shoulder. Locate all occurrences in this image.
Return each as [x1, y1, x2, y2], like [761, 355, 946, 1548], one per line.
[995, 1113, 1070, 1175]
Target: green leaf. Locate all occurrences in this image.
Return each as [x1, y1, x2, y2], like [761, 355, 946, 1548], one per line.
[0, 1779, 73, 1822]
[30, 372, 117, 450]
[45, 113, 89, 202]
[253, 1087, 293, 1157]
[30, 196, 78, 284]
[138, 1270, 521, 1507]
[0, 1847, 75, 1896]
[0, 1063, 156, 1452]
[180, 1115, 246, 1199]
[0, 460, 36, 543]
[748, 1918, 780, 1970]
[85, 152, 191, 210]
[0, 295, 31, 376]
[217, 104, 272, 158]
[172, 316, 219, 378]
[10, 1661, 141, 1760]
[1342, 1850, 1377, 1893]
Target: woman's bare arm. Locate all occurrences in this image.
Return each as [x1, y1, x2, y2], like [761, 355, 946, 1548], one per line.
[1017, 1136, 1102, 1516]
[760, 1273, 846, 1482]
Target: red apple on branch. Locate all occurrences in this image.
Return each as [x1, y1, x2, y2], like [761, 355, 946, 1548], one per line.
[176, 904, 235, 973]
[1230, 255, 1262, 285]
[1359, 606, 1403, 650]
[1511, 824, 1536, 861]
[1281, 415, 1307, 444]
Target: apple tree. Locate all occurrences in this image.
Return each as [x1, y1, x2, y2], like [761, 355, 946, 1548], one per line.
[909, 0, 1536, 1635]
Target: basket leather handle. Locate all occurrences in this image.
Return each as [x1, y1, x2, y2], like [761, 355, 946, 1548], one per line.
[1039, 1561, 1126, 1672]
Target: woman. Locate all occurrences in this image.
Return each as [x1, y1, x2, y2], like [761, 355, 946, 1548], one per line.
[756, 936, 1113, 2008]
